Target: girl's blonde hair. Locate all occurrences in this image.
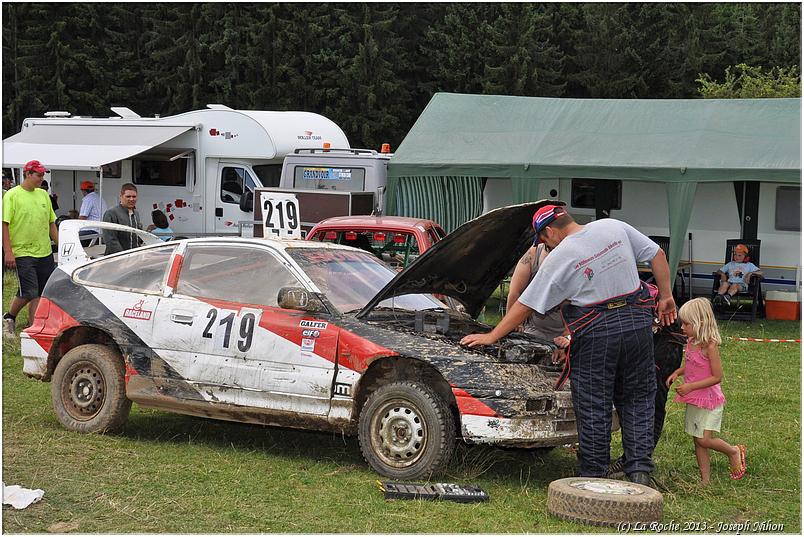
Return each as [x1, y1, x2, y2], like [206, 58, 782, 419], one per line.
[678, 297, 722, 346]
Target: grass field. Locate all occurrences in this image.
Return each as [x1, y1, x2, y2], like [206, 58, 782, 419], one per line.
[2, 271, 801, 533]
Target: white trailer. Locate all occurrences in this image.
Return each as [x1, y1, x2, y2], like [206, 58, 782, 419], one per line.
[482, 178, 801, 293]
[3, 105, 353, 236]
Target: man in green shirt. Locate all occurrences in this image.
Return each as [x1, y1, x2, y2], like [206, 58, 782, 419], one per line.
[3, 160, 58, 338]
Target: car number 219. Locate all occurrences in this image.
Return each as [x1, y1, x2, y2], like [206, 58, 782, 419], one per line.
[202, 309, 256, 352]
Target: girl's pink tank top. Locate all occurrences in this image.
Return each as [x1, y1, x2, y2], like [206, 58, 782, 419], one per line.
[673, 343, 726, 410]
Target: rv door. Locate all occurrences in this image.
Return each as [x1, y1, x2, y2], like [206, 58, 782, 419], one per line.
[214, 163, 261, 236]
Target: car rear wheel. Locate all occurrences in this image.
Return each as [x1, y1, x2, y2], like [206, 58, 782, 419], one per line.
[358, 381, 455, 479]
[51, 344, 131, 433]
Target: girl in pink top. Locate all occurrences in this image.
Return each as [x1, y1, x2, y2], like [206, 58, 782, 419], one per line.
[667, 298, 746, 483]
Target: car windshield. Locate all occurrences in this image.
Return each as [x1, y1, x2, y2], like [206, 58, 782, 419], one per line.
[287, 247, 445, 313]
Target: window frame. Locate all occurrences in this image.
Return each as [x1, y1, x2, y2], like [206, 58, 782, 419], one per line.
[220, 166, 257, 205]
[72, 243, 178, 295]
[132, 157, 189, 187]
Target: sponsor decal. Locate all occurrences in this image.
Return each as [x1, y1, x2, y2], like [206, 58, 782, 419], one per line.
[334, 382, 351, 396]
[208, 128, 238, 140]
[301, 338, 315, 352]
[302, 329, 321, 338]
[583, 267, 594, 281]
[123, 298, 153, 321]
[60, 242, 75, 257]
[297, 130, 323, 141]
[300, 320, 327, 330]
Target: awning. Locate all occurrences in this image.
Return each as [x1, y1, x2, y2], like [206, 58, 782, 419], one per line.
[3, 123, 196, 170]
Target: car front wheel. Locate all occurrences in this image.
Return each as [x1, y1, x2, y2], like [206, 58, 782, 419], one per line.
[358, 380, 455, 479]
[51, 344, 131, 433]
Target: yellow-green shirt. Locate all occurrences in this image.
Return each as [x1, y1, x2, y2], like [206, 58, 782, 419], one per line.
[2, 186, 56, 258]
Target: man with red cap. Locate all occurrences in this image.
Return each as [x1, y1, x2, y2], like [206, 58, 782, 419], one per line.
[3, 160, 58, 338]
[462, 203, 676, 487]
[77, 179, 107, 247]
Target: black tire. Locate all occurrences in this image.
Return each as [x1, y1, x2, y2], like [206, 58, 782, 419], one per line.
[51, 344, 131, 433]
[358, 381, 455, 480]
[547, 477, 663, 527]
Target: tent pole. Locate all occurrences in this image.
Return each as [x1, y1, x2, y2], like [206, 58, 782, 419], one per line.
[739, 182, 746, 238]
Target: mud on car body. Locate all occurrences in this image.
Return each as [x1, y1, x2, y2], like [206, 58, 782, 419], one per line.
[21, 202, 577, 479]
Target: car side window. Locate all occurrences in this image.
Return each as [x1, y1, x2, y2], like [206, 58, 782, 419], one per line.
[176, 245, 302, 307]
[74, 245, 177, 294]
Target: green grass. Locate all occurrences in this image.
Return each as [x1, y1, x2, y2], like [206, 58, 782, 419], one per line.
[2, 271, 801, 532]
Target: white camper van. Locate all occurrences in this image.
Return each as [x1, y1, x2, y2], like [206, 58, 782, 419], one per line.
[3, 105, 388, 237]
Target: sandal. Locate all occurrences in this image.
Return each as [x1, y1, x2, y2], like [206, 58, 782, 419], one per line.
[730, 444, 747, 480]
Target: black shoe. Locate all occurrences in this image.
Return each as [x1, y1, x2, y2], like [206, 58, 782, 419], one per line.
[627, 471, 653, 488]
[606, 456, 626, 479]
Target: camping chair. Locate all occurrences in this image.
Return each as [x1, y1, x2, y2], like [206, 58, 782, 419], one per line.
[711, 239, 764, 322]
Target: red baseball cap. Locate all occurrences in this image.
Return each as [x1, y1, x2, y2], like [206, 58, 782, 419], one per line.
[23, 160, 48, 174]
[80, 180, 95, 191]
[532, 205, 567, 244]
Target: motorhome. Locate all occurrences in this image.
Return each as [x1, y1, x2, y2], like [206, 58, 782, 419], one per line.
[3, 105, 389, 237]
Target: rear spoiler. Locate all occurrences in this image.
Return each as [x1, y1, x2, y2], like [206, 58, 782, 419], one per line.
[57, 220, 161, 266]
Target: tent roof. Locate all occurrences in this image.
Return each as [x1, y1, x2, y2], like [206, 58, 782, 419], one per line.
[388, 93, 801, 183]
[3, 124, 195, 170]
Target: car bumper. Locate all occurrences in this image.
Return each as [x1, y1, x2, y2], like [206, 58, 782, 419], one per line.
[20, 332, 48, 379]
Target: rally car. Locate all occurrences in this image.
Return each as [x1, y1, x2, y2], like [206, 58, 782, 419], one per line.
[21, 202, 576, 479]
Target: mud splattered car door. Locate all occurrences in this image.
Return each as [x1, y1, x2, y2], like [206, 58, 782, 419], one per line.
[149, 242, 337, 415]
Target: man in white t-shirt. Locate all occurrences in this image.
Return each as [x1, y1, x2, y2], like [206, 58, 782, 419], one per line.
[78, 180, 107, 246]
[462, 204, 676, 487]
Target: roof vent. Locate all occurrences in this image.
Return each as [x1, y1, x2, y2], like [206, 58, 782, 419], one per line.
[110, 106, 141, 119]
[44, 111, 71, 118]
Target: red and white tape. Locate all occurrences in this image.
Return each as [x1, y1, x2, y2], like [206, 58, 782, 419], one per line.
[727, 336, 801, 343]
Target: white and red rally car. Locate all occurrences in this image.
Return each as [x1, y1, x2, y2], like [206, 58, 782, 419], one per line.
[21, 202, 576, 479]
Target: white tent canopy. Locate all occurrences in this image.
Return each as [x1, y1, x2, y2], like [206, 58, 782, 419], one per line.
[3, 123, 195, 170]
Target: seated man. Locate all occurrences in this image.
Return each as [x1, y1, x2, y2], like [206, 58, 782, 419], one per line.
[714, 244, 761, 305]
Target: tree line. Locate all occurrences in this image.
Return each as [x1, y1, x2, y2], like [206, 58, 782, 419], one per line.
[2, 3, 800, 149]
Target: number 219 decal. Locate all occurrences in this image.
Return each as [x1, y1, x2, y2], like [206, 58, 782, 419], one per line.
[202, 309, 256, 352]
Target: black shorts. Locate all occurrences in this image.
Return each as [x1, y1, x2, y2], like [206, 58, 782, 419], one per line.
[15, 255, 56, 300]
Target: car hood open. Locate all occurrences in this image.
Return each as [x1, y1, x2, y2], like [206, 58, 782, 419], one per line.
[358, 200, 562, 319]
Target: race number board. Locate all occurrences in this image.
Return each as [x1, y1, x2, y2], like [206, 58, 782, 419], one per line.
[260, 192, 301, 239]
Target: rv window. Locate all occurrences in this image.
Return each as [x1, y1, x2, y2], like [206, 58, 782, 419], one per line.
[134, 159, 187, 187]
[293, 166, 366, 191]
[253, 164, 281, 188]
[176, 245, 301, 306]
[571, 179, 622, 210]
[101, 161, 121, 178]
[220, 167, 256, 205]
[775, 186, 801, 231]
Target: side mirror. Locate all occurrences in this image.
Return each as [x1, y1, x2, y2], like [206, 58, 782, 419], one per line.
[277, 287, 328, 313]
[239, 191, 254, 213]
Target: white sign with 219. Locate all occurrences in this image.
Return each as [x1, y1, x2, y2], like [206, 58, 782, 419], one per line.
[260, 192, 301, 240]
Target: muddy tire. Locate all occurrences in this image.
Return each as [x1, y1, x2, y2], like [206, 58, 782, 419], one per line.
[547, 477, 663, 527]
[358, 381, 455, 479]
[51, 344, 131, 433]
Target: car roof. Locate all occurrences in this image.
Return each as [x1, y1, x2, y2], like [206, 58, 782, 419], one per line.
[175, 236, 360, 251]
[311, 215, 441, 230]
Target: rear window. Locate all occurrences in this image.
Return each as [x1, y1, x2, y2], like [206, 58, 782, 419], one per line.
[311, 229, 422, 269]
[74, 245, 177, 293]
[293, 166, 366, 191]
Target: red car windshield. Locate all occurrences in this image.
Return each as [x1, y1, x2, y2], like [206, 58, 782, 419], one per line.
[287, 247, 444, 313]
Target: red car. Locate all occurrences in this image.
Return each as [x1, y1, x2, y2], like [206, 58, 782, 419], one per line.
[307, 216, 446, 270]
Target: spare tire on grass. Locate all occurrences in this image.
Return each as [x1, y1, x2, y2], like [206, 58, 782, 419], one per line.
[547, 477, 663, 527]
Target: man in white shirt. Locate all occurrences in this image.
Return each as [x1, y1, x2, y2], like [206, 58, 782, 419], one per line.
[78, 180, 107, 246]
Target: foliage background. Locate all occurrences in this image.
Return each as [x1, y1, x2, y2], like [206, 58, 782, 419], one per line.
[2, 3, 801, 148]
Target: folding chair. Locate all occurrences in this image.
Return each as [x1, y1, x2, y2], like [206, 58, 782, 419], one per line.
[711, 239, 764, 322]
